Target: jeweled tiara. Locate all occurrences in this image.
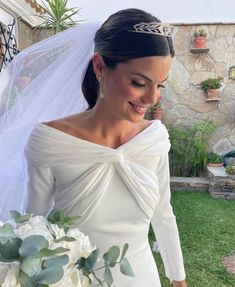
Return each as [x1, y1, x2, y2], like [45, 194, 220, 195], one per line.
[129, 22, 174, 37]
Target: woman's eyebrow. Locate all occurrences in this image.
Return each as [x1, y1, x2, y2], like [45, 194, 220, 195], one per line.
[131, 73, 168, 83]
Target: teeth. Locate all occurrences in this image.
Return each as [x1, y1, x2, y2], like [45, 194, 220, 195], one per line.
[134, 104, 148, 112]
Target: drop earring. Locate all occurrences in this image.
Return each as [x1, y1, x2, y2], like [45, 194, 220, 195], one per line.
[98, 76, 104, 99]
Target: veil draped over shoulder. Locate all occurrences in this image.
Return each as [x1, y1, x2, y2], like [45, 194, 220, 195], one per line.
[0, 21, 100, 220]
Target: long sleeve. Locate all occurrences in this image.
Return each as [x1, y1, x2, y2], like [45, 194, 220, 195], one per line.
[25, 162, 55, 216]
[151, 153, 186, 282]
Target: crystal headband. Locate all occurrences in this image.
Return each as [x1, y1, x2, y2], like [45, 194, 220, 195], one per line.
[129, 22, 174, 37]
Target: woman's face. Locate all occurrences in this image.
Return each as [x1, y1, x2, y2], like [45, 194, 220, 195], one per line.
[93, 54, 172, 122]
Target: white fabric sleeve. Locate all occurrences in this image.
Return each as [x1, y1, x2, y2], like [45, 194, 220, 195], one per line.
[151, 153, 186, 282]
[25, 162, 55, 216]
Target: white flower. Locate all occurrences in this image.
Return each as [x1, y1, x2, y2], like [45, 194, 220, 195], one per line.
[61, 228, 93, 264]
[0, 262, 20, 287]
[0, 220, 4, 227]
[14, 216, 53, 244]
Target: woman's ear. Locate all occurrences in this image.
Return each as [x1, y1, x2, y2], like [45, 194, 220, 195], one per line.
[92, 53, 105, 79]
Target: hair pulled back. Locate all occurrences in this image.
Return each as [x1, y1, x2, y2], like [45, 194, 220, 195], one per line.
[82, 8, 175, 109]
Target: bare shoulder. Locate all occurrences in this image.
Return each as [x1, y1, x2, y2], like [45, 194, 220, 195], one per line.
[42, 114, 84, 135]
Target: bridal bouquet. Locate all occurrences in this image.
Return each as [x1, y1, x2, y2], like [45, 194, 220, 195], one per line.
[0, 210, 134, 287]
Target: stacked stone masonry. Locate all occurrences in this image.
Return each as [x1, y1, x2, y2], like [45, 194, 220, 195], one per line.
[206, 166, 235, 199]
[161, 24, 235, 155]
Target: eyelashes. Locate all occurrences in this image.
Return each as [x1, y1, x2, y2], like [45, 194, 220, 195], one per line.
[131, 80, 165, 89]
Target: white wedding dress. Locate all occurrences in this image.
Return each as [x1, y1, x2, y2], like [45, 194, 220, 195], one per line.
[25, 120, 185, 287]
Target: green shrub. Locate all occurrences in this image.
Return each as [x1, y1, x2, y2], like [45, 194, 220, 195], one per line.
[207, 152, 223, 163]
[201, 77, 222, 91]
[193, 29, 208, 37]
[225, 165, 235, 174]
[168, 121, 216, 177]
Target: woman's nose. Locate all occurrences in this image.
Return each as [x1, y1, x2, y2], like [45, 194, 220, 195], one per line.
[147, 86, 161, 105]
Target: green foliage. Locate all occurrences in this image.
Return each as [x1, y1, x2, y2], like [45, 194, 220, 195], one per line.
[0, 210, 133, 286]
[37, 0, 82, 34]
[47, 209, 80, 233]
[207, 152, 223, 163]
[193, 29, 208, 37]
[150, 191, 235, 287]
[201, 77, 223, 91]
[225, 165, 235, 174]
[76, 243, 134, 287]
[168, 121, 216, 176]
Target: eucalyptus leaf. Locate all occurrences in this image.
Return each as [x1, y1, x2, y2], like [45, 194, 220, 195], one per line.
[38, 247, 70, 257]
[47, 209, 65, 225]
[120, 258, 134, 277]
[103, 266, 113, 285]
[85, 249, 100, 272]
[120, 243, 129, 261]
[17, 214, 31, 224]
[54, 235, 76, 243]
[19, 269, 33, 287]
[19, 235, 49, 258]
[0, 238, 22, 261]
[20, 257, 41, 277]
[9, 210, 22, 222]
[103, 245, 120, 267]
[33, 265, 64, 284]
[43, 254, 69, 269]
[0, 223, 15, 241]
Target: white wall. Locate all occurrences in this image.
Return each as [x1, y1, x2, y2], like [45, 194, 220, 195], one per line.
[68, 0, 235, 23]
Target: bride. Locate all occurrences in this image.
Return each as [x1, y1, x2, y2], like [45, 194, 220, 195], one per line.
[0, 8, 187, 287]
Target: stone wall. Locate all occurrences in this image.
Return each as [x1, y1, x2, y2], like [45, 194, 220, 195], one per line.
[162, 24, 235, 155]
[18, 19, 52, 50]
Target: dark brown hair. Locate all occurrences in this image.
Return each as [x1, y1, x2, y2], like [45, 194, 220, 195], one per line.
[82, 8, 175, 109]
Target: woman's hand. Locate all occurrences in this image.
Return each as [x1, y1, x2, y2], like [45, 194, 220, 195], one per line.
[171, 279, 187, 287]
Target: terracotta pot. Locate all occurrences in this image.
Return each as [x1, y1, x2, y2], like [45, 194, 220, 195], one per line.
[193, 36, 207, 49]
[152, 109, 163, 120]
[207, 89, 219, 99]
[207, 162, 224, 167]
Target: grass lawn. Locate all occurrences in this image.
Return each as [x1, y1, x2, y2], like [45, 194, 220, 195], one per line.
[149, 191, 235, 287]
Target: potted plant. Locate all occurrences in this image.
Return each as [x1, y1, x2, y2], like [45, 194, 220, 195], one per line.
[193, 29, 208, 49]
[150, 102, 164, 120]
[225, 165, 235, 175]
[206, 152, 224, 167]
[201, 77, 223, 100]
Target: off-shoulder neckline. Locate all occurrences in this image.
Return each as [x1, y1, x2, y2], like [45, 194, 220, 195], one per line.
[36, 120, 161, 150]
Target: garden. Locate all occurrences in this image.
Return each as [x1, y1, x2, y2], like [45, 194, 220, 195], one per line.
[149, 191, 235, 287]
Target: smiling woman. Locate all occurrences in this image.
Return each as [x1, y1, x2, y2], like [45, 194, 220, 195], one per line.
[0, 8, 186, 287]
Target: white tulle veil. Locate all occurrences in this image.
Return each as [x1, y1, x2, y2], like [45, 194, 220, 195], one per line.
[0, 21, 101, 221]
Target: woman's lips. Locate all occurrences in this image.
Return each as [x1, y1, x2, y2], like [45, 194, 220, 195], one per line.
[128, 102, 148, 114]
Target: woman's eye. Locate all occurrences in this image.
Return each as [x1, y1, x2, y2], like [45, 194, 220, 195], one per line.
[132, 80, 146, 87]
[157, 84, 165, 89]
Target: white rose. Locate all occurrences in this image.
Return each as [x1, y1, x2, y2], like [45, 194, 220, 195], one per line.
[0, 263, 9, 284]
[1, 262, 20, 287]
[65, 229, 94, 263]
[14, 216, 53, 244]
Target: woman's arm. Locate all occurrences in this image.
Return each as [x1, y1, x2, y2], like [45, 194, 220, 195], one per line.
[25, 162, 55, 215]
[151, 153, 187, 284]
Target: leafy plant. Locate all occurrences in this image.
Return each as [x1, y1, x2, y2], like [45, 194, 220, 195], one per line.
[0, 209, 134, 287]
[225, 165, 235, 174]
[193, 29, 208, 37]
[168, 121, 216, 177]
[37, 0, 82, 34]
[201, 77, 223, 91]
[76, 244, 134, 286]
[207, 152, 223, 164]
